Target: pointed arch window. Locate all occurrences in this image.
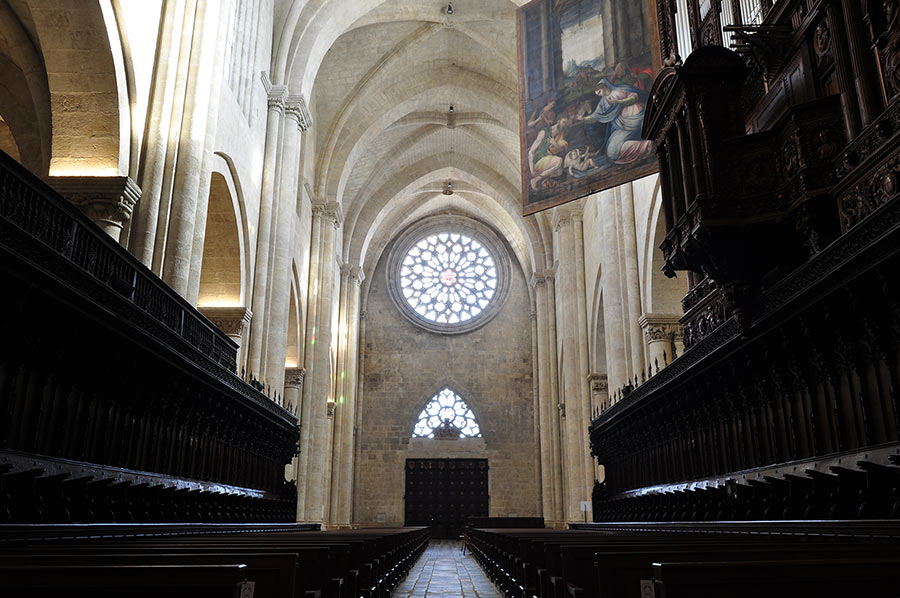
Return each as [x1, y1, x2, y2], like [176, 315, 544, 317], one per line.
[413, 388, 482, 439]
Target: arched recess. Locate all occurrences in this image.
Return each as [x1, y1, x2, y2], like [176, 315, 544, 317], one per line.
[197, 172, 243, 307]
[590, 279, 608, 377]
[28, 0, 129, 176]
[0, 2, 52, 175]
[644, 180, 688, 314]
[286, 263, 303, 369]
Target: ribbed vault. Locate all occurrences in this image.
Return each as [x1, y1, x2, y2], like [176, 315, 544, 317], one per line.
[281, 0, 551, 276]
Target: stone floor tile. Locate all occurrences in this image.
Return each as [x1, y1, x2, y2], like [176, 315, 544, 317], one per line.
[392, 540, 499, 598]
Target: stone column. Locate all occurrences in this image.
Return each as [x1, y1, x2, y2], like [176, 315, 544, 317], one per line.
[186, 3, 231, 305]
[619, 184, 647, 380]
[262, 96, 311, 393]
[130, 0, 186, 266]
[639, 313, 683, 372]
[552, 205, 589, 522]
[544, 267, 565, 527]
[198, 306, 252, 371]
[332, 264, 364, 527]
[598, 188, 627, 393]
[302, 202, 342, 524]
[245, 84, 287, 382]
[49, 176, 141, 243]
[571, 207, 595, 503]
[531, 270, 563, 526]
[161, 0, 223, 297]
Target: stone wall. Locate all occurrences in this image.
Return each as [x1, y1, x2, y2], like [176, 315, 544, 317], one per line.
[355, 232, 540, 527]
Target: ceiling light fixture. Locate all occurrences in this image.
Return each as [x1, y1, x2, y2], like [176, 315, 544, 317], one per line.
[449, 104, 454, 113]
[443, 181, 454, 196]
[446, 3, 453, 15]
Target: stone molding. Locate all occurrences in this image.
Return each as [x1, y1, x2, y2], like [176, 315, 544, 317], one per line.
[284, 367, 306, 389]
[639, 312, 683, 342]
[48, 175, 141, 241]
[327, 400, 336, 418]
[285, 94, 312, 131]
[198, 306, 252, 337]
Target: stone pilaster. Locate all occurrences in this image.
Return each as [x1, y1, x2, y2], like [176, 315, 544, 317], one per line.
[639, 313, 683, 372]
[49, 176, 141, 243]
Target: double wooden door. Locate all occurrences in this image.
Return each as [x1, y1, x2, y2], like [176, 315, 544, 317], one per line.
[404, 458, 489, 538]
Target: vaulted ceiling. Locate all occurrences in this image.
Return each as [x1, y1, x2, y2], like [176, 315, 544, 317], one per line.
[274, 0, 549, 277]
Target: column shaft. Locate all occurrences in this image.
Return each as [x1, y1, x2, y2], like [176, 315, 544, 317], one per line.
[245, 86, 287, 380]
[161, 0, 222, 297]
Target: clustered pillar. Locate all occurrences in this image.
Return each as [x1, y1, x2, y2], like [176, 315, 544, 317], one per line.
[299, 202, 342, 524]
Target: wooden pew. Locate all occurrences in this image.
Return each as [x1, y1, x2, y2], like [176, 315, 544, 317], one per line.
[0, 524, 429, 598]
[651, 557, 900, 598]
[1, 562, 253, 598]
[468, 524, 900, 598]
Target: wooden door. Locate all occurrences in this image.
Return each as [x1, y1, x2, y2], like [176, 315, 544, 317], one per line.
[404, 458, 489, 538]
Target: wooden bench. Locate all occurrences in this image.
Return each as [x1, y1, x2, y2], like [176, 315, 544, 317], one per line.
[468, 524, 900, 598]
[0, 524, 429, 598]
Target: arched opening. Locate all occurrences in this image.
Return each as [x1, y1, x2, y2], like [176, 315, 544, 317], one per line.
[286, 273, 302, 368]
[412, 387, 482, 439]
[197, 172, 242, 307]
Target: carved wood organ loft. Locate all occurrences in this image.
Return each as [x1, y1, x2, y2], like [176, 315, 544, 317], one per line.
[589, 0, 900, 521]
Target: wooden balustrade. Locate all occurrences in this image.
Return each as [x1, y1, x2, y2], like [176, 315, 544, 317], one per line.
[0, 150, 299, 523]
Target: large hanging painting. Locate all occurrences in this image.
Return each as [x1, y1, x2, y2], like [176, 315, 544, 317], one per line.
[517, 0, 661, 215]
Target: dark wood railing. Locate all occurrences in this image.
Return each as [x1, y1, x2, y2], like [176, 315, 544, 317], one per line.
[0, 150, 298, 523]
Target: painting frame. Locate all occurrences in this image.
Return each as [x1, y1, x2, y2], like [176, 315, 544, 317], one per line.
[517, 0, 662, 216]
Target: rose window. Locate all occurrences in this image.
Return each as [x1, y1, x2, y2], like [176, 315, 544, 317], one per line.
[413, 387, 482, 438]
[398, 232, 498, 325]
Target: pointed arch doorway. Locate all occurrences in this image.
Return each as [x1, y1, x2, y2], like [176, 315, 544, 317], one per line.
[404, 458, 489, 539]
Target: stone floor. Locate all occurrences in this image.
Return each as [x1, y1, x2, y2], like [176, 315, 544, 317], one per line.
[392, 540, 501, 598]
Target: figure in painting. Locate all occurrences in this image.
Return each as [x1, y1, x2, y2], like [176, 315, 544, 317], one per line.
[528, 117, 571, 190]
[578, 79, 653, 165]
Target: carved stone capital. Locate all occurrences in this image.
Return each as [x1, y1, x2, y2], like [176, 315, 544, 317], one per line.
[267, 85, 288, 113]
[359, 310, 368, 320]
[350, 265, 364, 286]
[312, 201, 343, 229]
[530, 268, 556, 288]
[285, 95, 312, 131]
[48, 176, 141, 242]
[198, 306, 252, 338]
[284, 367, 306, 389]
[326, 400, 336, 418]
[587, 372, 608, 393]
[639, 313, 683, 342]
